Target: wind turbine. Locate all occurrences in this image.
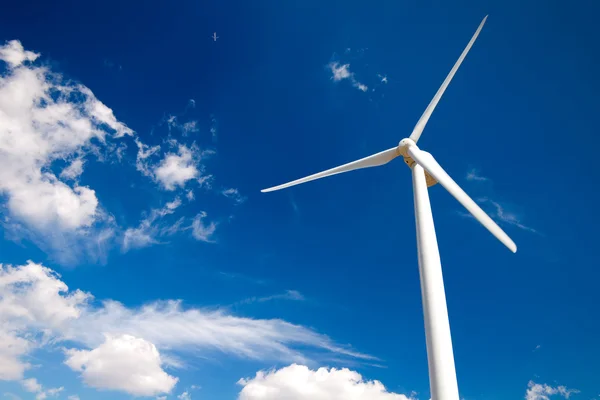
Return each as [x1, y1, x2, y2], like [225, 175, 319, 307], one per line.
[261, 16, 515, 400]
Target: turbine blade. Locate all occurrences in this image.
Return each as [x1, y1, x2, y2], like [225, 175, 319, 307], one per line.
[261, 147, 399, 193]
[407, 145, 517, 253]
[409, 15, 488, 143]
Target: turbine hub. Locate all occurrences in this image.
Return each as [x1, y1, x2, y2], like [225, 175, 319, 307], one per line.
[397, 138, 437, 187]
[397, 138, 416, 157]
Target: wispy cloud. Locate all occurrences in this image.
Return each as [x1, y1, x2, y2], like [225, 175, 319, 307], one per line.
[479, 197, 537, 233]
[328, 62, 368, 92]
[525, 381, 579, 400]
[122, 197, 185, 251]
[466, 168, 489, 182]
[191, 211, 217, 242]
[222, 188, 247, 205]
[462, 168, 537, 233]
[210, 114, 217, 142]
[237, 290, 305, 306]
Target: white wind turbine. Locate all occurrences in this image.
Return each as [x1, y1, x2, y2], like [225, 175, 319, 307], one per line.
[261, 16, 516, 400]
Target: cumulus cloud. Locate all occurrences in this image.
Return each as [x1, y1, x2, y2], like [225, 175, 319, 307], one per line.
[0, 261, 90, 379]
[134, 138, 211, 192]
[525, 380, 579, 400]
[60, 158, 85, 181]
[238, 364, 413, 400]
[0, 40, 38, 68]
[0, 260, 374, 395]
[154, 144, 200, 190]
[65, 334, 178, 397]
[20, 378, 63, 400]
[0, 39, 132, 263]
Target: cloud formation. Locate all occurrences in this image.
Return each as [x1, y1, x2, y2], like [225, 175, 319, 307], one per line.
[0, 39, 133, 263]
[238, 364, 413, 400]
[0, 260, 374, 396]
[465, 168, 489, 182]
[462, 168, 537, 233]
[20, 378, 63, 400]
[65, 334, 178, 396]
[328, 62, 368, 92]
[122, 197, 184, 251]
[0, 40, 244, 262]
[525, 380, 579, 400]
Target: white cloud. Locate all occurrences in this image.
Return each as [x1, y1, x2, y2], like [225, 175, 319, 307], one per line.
[191, 211, 217, 242]
[20, 378, 42, 393]
[222, 188, 246, 205]
[154, 144, 200, 190]
[134, 137, 161, 178]
[328, 62, 368, 93]
[165, 115, 199, 137]
[0, 330, 31, 380]
[462, 168, 536, 233]
[182, 121, 199, 135]
[65, 334, 178, 397]
[525, 380, 579, 400]
[186, 190, 194, 201]
[329, 62, 351, 81]
[178, 391, 192, 400]
[0, 260, 374, 395]
[354, 82, 368, 92]
[0, 40, 38, 68]
[238, 364, 413, 400]
[122, 197, 184, 251]
[60, 158, 85, 181]
[0, 39, 131, 263]
[67, 396, 80, 400]
[478, 197, 537, 233]
[238, 290, 305, 306]
[465, 168, 488, 182]
[0, 261, 90, 379]
[20, 377, 63, 400]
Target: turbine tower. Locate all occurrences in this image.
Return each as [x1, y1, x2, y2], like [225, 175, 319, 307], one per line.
[260, 16, 515, 400]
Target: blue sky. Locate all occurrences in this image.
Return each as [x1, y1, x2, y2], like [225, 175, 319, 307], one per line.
[0, 0, 598, 399]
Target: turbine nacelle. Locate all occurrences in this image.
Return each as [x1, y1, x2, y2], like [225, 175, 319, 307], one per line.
[398, 138, 417, 156]
[397, 138, 438, 187]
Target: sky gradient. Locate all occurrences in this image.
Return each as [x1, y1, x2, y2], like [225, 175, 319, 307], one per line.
[0, 0, 599, 399]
